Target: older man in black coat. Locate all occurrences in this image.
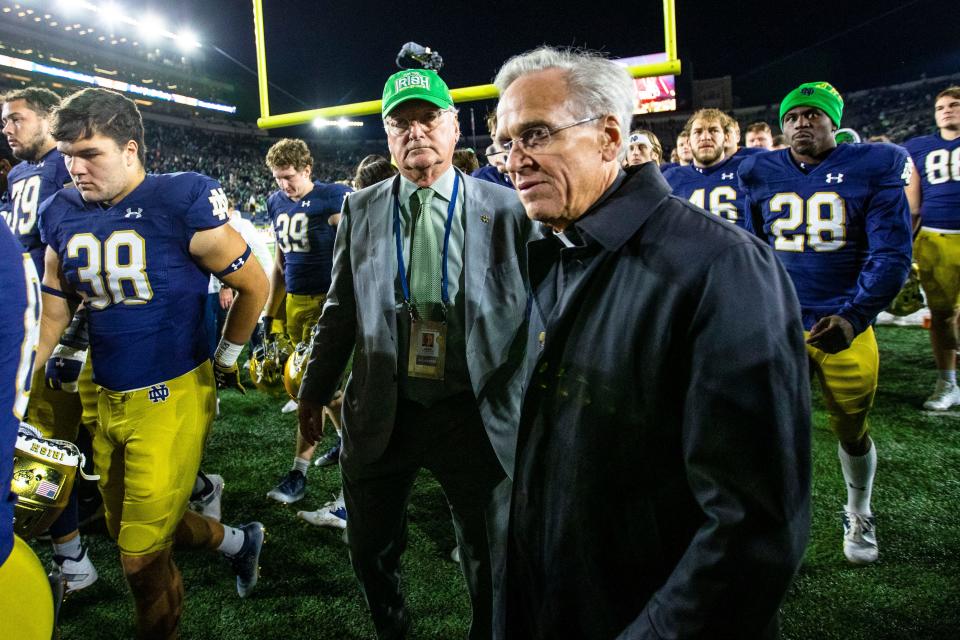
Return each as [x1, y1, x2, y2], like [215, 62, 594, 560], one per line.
[493, 47, 811, 639]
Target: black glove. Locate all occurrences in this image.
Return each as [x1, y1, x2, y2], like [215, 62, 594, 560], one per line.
[45, 346, 87, 392]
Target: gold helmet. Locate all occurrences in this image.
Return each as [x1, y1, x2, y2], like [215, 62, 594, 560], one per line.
[887, 263, 925, 317]
[247, 333, 295, 394]
[11, 423, 98, 539]
[283, 340, 312, 400]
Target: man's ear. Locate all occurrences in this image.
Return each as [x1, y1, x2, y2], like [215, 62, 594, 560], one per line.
[600, 115, 622, 162]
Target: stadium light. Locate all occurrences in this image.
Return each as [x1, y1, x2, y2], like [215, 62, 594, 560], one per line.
[175, 30, 201, 51]
[312, 117, 363, 129]
[137, 14, 164, 43]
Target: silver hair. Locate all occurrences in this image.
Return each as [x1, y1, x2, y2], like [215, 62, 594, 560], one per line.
[494, 47, 635, 159]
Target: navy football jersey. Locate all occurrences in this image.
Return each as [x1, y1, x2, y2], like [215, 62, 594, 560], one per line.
[0, 224, 40, 564]
[903, 134, 960, 230]
[734, 146, 767, 158]
[1, 148, 72, 275]
[739, 144, 912, 334]
[663, 155, 748, 228]
[267, 180, 351, 295]
[39, 173, 229, 391]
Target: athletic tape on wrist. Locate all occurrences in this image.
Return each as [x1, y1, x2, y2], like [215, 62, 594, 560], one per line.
[215, 340, 244, 367]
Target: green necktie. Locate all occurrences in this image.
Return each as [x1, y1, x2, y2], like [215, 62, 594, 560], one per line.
[409, 188, 441, 319]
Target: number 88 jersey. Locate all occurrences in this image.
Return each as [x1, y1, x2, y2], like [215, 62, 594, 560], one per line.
[903, 133, 960, 230]
[39, 172, 228, 391]
[267, 180, 352, 295]
[739, 143, 913, 335]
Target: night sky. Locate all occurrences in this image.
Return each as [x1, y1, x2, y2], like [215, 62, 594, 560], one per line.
[125, 0, 960, 130]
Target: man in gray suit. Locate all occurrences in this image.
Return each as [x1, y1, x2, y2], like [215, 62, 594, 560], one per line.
[298, 67, 530, 639]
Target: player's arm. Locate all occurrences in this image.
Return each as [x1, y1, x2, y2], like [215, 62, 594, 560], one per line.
[298, 197, 358, 444]
[190, 224, 269, 391]
[36, 246, 78, 366]
[262, 248, 286, 333]
[624, 241, 810, 637]
[834, 180, 913, 342]
[905, 170, 922, 234]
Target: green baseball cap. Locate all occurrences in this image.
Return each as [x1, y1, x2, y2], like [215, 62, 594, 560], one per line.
[779, 81, 844, 128]
[381, 69, 453, 117]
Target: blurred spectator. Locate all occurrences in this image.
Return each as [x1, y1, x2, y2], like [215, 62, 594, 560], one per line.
[453, 148, 480, 174]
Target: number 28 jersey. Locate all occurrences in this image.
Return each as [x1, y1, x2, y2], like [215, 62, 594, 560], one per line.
[267, 180, 351, 295]
[739, 144, 913, 335]
[1, 148, 72, 275]
[39, 172, 229, 391]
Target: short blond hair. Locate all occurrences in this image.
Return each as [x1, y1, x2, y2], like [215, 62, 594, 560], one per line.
[266, 138, 313, 171]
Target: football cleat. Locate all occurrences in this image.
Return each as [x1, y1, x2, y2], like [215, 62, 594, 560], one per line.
[189, 474, 224, 522]
[297, 493, 347, 530]
[266, 470, 306, 504]
[841, 511, 878, 565]
[51, 544, 99, 594]
[227, 522, 265, 598]
[923, 379, 960, 411]
[281, 399, 298, 414]
[450, 546, 460, 564]
[313, 437, 341, 467]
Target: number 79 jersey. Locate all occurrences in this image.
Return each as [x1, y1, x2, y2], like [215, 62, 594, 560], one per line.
[738, 144, 913, 334]
[39, 172, 229, 391]
[267, 180, 351, 295]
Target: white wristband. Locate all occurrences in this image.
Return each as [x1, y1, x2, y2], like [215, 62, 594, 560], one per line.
[214, 339, 244, 367]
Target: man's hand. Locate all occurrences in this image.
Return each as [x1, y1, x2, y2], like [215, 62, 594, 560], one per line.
[214, 362, 246, 394]
[45, 345, 87, 392]
[806, 315, 855, 354]
[299, 398, 326, 445]
[219, 287, 235, 310]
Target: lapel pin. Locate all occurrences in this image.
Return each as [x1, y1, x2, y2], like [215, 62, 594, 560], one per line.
[480, 214, 490, 224]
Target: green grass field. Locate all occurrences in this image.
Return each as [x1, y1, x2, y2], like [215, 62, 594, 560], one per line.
[42, 325, 960, 639]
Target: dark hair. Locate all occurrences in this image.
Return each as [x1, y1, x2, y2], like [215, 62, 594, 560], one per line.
[2, 87, 61, 118]
[453, 148, 479, 173]
[52, 88, 145, 165]
[354, 159, 398, 189]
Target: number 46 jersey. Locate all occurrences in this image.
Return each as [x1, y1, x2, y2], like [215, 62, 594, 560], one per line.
[267, 180, 351, 296]
[739, 143, 913, 335]
[39, 172, 229, 391]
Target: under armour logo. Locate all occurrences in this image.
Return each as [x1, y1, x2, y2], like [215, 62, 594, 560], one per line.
[231, 257, 245, 270]
[301, 201, 311, 208]
[825, 173, 844, 184]
[722, 172, 735, 180]
[148, 384, 170, 403]
[125, 208, 143, 219]
[36, 161, 45, 168]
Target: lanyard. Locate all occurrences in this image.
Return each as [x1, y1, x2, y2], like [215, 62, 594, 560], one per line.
[392, 172, 460, 312]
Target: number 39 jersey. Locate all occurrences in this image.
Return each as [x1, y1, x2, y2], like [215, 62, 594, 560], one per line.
[267, 180, 351, 295]
[662, 155, 748, 228]
[0, 148, 72, 276]
[739, 143, 913, 334]
[903, 134, 960, 230]
[39, 172, 228, 391]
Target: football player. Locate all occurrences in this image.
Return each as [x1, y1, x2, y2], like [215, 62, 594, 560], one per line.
[262, 138, 351, 505]
[624, 129, 663, 167]
[904, 86, 960, 410]
[724, 116, 766, 158]
[0, 223, 53, 638]
[740, 81, 912, 565]
[2, 87, 100, 591]
[745, 121, 774, 150]
[663, 108, 748, 228]
[35, 88, 268, 638]
[676, 129, 693, 166]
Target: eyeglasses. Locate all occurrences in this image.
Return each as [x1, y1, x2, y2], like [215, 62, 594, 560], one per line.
[499, 115, 602, 155]
[383, 109, 452, 136]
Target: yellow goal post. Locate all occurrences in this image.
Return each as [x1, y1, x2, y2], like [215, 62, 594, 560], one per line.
[251, 0, 680, 129]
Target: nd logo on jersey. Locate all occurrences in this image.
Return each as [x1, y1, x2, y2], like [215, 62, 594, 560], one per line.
[208, 188, 229, 221]
[148, 384, 170, 403]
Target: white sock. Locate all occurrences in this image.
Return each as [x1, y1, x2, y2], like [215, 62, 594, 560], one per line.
[839, 441, 876, 516]
[292, 457, 309, 475]
[53, 535, 82, 559]
[217, 525, 245, 556]
[938, 369, 956, 385]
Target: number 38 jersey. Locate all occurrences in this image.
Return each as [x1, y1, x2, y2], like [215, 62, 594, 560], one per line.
[662, 154, 748, 228]
[39, 172, 229, 391]
[903, 134, 960, 230]
[739, 143, 913, 335]
[0, 148, 72, 276]
[267, 180, 351, 295]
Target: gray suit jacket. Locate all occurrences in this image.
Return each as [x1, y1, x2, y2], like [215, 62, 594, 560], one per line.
[299, 169, 532, 476]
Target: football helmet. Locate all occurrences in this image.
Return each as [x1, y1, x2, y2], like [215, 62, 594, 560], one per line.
[247, 333, 294, 393]
[283, 340, 312, 400]
[887, 263, 925, 317]
[11, 423, 98, 539]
